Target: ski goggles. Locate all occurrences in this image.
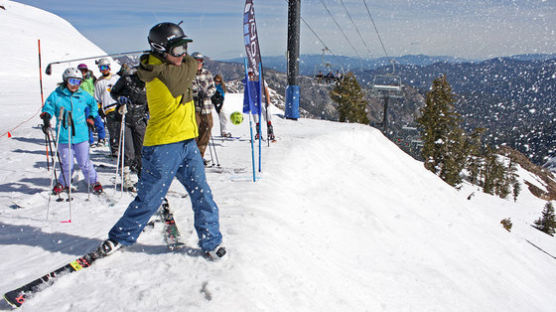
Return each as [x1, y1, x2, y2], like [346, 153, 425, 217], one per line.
[169, 43, 188, 57]
[67, 78, 82, 86]
[98, 65, 110, 71]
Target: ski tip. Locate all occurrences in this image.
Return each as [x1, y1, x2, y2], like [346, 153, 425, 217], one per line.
[2, 294, 20, 309]
[60, 219, 72, 223]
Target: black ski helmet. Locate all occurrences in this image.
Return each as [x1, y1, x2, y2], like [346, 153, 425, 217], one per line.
[148, 22, 193, 54]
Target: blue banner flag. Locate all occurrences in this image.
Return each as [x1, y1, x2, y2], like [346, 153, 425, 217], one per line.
[243, 0, 262, 80]
[243, 78, 261, 115]
[243, 0, 264, 115]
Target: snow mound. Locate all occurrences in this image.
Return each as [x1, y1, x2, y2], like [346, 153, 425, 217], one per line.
[0, 0, 119, 132]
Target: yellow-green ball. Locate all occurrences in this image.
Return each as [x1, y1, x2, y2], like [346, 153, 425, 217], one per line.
[230, 111, 244, 125]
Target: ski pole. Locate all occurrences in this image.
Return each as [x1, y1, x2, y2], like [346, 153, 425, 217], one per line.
[45, 50, 149, 75]
[209, 135, 221, 167]
[44, 133, 50, 171]
[46, 107, 65, 220]
[114, 117, 122, 192]
[46, 131, 57, 180]
[56, 112, 70, 195]
[207, 134, 215, 167]
[63, 111, 73, 223]
[248, 114, 256, 182]
[120, 113, 126, 195]
[114, 113, 126, 194]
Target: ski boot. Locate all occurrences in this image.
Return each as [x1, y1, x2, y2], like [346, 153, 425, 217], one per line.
[123, 167, 135, 191]
[52, 183, 67, 195]
[267, 121, 275, 141]
[92, 182, 103, 194]
[255, 122, 261, 140]
[204, 245, 227, 261]
[94, 239, 121, 259]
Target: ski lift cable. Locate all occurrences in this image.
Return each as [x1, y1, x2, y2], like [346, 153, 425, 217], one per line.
[301, 16, 335, 55]
[318, 0, 363, 59]
[338, 0, 373, 57]
[362, 0, 389, 59]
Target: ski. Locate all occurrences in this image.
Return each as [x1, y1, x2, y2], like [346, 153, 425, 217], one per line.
[212, 136, 249, 142]
[160, 198, 185, 250]
[3, 247, 109, 308]
[205, 167, 247, 174]
[213, 135, 242, 140]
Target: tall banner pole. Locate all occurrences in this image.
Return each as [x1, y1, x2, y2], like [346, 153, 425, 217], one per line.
[38, 39, 51, 171]
[244, 59, 257, 182]
[38, 40, 45, 106]
[258, 62, 262, 172]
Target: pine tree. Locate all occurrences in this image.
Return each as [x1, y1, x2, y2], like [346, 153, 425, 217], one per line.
[481, 147, 497, 194]
[329, 72, 369, 124]
[534, 202, 556, 236]
[508, 161, 521, 202]
[465, 128, 485, 185]
[416, 75, 466, 186]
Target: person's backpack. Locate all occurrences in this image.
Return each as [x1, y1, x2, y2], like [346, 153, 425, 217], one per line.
[211, 90, 224, 113]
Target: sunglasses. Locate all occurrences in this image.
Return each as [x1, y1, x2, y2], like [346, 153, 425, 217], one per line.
[214, 80, 221, 83]
[98, 65, 110, 71]
[67, 78, 82, 86]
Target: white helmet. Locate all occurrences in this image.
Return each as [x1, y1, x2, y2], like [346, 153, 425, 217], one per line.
[191, 52, 204, 61]
[95, 58, 110, 66]
[62, 67, 82, 82]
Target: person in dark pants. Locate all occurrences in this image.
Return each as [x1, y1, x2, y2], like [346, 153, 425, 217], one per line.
[110, 64, 148, 188]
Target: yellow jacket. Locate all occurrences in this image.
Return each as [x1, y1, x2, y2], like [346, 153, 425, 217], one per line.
[137, 53, 198, 146]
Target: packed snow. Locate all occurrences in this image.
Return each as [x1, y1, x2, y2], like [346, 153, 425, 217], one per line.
[1, 2, 555, 311]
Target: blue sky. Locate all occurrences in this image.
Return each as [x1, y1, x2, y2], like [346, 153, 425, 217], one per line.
[14, 0, 556, 60]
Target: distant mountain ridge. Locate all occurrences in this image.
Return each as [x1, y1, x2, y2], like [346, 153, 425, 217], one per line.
[221, 53, 556, 76]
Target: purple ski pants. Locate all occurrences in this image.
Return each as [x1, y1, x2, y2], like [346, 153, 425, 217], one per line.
[57, 141, 98, 187]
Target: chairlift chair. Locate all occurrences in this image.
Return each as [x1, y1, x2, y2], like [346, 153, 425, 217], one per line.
[314, 48, 338, 86]
[371, 73, 403, 98]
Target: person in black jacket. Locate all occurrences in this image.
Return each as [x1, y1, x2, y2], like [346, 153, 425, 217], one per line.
[110, 64, 148, 187]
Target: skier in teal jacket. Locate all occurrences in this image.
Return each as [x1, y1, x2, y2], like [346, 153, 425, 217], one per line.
[41, 67, 103, 195]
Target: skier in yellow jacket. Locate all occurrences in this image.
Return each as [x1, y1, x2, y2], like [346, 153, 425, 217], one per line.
[96, 22, 225, 261]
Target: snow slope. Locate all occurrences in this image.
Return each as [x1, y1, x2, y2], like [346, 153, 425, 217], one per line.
[0, 0, 120, 135]
[1, 2, 555, 311]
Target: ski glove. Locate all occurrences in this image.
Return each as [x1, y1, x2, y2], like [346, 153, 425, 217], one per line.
[40, 112, 51, 135]
[117, 97, 129, 115]
[86, 117, 95, 132]
[118, 96, 130, 105]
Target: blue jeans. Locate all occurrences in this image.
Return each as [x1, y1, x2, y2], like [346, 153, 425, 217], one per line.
[108, 139, 222, 251]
